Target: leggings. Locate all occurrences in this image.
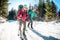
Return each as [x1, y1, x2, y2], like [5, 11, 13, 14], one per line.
[28, 18, 33, 28]
[18, 19, 26, 39]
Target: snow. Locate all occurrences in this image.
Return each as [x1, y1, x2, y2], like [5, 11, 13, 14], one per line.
[0, 17, 7, 23]
[0, 21, 20, 40]
[0, 20, 60, 40]
[33, 21, 60, 39]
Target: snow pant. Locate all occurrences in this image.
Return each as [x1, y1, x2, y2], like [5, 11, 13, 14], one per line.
[28, 18, 33, 29]
[18, 19, 26, 39]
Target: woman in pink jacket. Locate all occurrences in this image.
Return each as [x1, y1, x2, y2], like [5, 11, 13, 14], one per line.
[17, 5, 28, 40]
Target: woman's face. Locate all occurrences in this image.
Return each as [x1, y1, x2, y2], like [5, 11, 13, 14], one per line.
[23, 7, 28, 11]
[32, 9, 36, 12]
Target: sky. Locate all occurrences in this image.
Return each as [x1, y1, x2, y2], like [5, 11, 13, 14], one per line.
[8, 0, 60, 11]
[8, 0, 39, 11]
[53, 0, 60, 11]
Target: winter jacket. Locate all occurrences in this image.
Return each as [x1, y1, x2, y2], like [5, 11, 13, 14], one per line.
[28, 11, 37, 19]
[17, 9, 27, 21]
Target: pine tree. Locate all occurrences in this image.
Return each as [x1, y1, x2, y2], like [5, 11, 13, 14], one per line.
[45, 0, 57, 21]
[56, 10, 60, 22]
[38, 0, 45, 18]
[45, 0, 53, 21]
[7, 8, 16, 20]
[0, 0, 8, 17]
[58, 10, 60, 21]
[51, 1, 57, 19]
[58, 10, 60, 17]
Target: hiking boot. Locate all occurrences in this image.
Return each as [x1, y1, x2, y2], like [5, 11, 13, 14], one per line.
[31, 26, 33, 29]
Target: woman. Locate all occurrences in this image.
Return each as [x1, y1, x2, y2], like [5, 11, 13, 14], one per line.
[17, 5, 28, 40]
[27, 8, 37, 29]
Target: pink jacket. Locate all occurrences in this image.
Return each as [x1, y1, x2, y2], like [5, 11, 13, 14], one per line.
[17, 9, 27, 21]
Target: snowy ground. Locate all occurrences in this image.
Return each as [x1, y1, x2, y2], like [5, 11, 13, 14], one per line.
[0, 20, 60, 40]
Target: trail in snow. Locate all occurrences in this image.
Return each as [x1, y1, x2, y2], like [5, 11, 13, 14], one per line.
[0, 20, 60, 40]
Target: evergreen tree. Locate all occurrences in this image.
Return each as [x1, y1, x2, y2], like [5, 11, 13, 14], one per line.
[45, 0, 57, 21]
[58, 10, 60, 18]
[51, 1, 57, 18]
[45, 0, 53, 21]
[38, 0, 45, 18]
[7, 8, 17, 20]
[0, 0, 8, 17]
